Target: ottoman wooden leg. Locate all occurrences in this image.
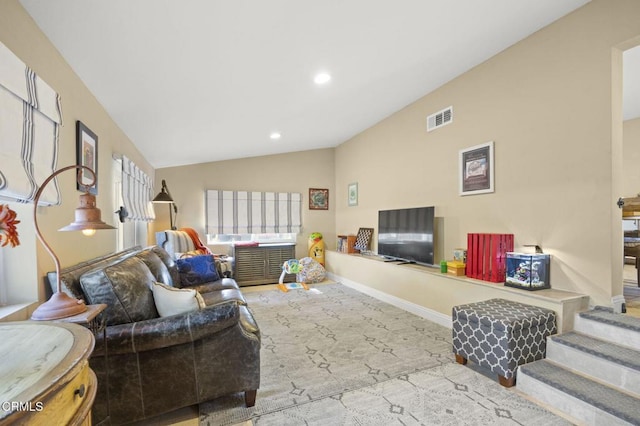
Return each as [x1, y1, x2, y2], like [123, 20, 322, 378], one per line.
[455, 354, 467, 365]
[498, 375, 516, 388]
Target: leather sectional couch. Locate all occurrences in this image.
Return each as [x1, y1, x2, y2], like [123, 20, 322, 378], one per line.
[48, 245, 260, 425]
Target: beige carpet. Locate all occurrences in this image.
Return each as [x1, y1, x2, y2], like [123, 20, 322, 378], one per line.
[199, 283, 569, 425]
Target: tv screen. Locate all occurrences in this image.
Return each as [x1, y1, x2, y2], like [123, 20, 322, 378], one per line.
[378, 206, 434, 266]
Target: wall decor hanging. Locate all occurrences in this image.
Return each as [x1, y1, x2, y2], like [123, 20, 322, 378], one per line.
[309, 188, 329, 210]
[459, 141, 494, 196]
[348, 182, 358, 206]
[76, 121, 98, 195]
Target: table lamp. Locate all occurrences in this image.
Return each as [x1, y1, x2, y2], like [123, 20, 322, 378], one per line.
[31, 165, 116, 321]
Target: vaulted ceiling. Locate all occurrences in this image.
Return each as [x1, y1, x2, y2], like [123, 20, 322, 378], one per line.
[20, 1, 636, 169]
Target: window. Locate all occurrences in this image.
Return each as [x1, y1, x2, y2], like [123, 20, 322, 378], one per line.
[206, 232, 297, 245]
[112, 156, 153, 251]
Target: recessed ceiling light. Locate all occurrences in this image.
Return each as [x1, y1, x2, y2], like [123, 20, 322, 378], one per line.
[314, 72, 331, 85]
[270, 132, 281, 140]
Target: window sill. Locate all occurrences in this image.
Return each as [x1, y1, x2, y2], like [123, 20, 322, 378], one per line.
[0, 302, 38, 322]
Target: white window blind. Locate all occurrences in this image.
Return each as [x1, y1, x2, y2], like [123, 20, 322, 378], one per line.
[206, 190, 302, 235]
[0, 41, 62, 206]
[121, 155, 155, 221]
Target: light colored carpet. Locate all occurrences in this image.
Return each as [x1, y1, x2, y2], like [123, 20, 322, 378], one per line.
[199, 283, 569, 425]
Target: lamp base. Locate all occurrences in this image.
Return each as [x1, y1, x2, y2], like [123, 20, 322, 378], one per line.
[31, 292, 87, 320]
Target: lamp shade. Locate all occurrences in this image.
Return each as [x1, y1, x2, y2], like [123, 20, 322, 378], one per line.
[58, 192, 116, 232]
[152, 179, 174, 203]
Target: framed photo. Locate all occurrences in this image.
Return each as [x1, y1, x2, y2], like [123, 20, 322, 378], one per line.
[348, 182, 358, 206]
[459, 141, 494, 196]
[76, 121, 98, 195]
[309, 188, 329, 210]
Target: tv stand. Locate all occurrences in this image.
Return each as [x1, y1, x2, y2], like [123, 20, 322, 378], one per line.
[326, 250, 589, 334]
[397, 261, 416, 265]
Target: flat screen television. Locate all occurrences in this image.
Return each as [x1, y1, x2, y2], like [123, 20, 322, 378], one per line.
[377, 206, 434, 266]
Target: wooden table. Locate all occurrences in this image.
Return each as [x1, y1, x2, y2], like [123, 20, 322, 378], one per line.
[0, 321, 96, 425]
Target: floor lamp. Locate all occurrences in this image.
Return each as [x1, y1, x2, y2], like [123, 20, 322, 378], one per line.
[31, 165, 116, 321]
[153, 179, 177, 230]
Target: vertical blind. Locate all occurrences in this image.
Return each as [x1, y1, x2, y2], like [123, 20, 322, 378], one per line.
[206, 190, 302, 235]
[121, 155, 155, 221]
[0, 41, 62, 205]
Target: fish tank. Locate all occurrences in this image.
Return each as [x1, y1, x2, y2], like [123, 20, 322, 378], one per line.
[505, 252, 550, 291]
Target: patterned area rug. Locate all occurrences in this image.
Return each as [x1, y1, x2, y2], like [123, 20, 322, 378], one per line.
[199, 283, 568, 425]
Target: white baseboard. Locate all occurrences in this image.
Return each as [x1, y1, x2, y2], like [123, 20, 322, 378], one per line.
[327, 272, 452, 329]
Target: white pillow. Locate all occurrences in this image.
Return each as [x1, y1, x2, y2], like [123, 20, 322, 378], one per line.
[152, 282, 205, 317]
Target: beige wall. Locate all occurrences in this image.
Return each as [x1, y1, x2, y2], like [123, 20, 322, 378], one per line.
[4, 0, 639, 313]
[335, 0, 640, 307]
[152, 149, 335, 259]
[0, 0, 153, 306]
[623, 117, 640, 196]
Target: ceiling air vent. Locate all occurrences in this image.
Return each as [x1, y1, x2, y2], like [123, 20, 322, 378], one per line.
[427, 106, 453, 132]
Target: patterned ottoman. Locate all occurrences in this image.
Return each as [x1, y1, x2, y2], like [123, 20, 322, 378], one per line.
[452, 298, 557, 387]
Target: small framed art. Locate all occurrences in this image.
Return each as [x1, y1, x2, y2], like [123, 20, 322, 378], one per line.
[459, 141, 494, 196]
[348, 182, 358, 207]
[76, 121, 98, 195]
[309, 188, 329, 210]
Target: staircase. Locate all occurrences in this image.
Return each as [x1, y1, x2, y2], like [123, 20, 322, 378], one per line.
[517, 306, 640, 425]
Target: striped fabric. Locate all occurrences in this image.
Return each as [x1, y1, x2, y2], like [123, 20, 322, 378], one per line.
[122, 155, 155, 221]
[0, 41, 62, 205]
[161, 230, 196, 258]
[206, 190, 302, 235]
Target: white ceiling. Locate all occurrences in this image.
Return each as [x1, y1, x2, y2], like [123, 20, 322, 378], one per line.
[19, 0, 637, 169]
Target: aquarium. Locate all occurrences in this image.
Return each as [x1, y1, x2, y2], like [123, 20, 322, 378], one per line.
[505, 252, 550, 291]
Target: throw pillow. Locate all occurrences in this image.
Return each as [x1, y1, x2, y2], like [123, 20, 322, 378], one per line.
[179, 250, 207, 258]
[175, 254, 220, 286]
[80, 257, 159, 326]
[152, 282, 206, 317]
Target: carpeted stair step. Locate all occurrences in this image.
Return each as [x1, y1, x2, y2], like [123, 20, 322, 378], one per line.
[547, 331, 640, 397]
[518, 360, 640, 426]
[574, 306, 640, 350]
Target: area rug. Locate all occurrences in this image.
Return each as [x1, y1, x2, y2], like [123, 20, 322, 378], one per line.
[199, 283, 568, 425]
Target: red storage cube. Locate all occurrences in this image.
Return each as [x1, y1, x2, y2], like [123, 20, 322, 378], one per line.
[466, 233, 514, 282]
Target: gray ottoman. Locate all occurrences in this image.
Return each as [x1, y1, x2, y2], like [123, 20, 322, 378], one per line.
[452, 298, 557, 387]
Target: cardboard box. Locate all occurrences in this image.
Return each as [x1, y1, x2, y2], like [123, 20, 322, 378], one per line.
[447, 261, 466, 276]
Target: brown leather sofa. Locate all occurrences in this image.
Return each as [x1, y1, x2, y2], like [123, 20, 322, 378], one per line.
[48, 245, 260, 425]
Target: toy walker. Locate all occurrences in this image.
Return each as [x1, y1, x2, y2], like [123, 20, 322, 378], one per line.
[278, 259, 309, 292]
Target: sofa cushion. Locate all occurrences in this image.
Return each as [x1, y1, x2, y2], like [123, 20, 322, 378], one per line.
[152, 282, 206, 317]
[80, 256, 159, 325]
[183, 277, 240, 294]
[136, 248, 174, 286]
[150, 245, 181, 286]
[200, 288, 247, 306]
[49, 246, 143, 301]
[176, 255, 220, 286]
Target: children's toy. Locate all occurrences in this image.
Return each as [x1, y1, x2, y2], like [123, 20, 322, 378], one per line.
[278, 259, 309, 292]
[308, 233, 325, 266]
[296, 257, 326, 283]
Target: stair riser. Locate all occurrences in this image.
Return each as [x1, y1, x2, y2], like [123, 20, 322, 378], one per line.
[517, 371, 635, 426]
[574, 315, 640, 350]
[546, 339, 640, 397]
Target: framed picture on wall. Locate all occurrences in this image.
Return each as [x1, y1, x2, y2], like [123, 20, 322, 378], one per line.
[459, 141, 494, 196]
[348, 182, 358, 206]
[76, 120, 98, 195]
[309, 188, 329, 210]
